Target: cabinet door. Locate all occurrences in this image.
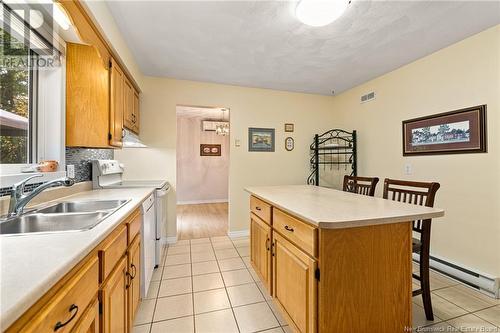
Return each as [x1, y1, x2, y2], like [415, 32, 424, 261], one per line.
[66, 43, 110, 148]
[123, 77, 134, 131]
[72, 298, 99, 333]
[132, 90, 140, 134]
[250, 213, 272, 293]
[101, 256, 128, 333]
[109, 58, 124, 147]
[127, 236, 141, 329]
[273, 233, 317, 333]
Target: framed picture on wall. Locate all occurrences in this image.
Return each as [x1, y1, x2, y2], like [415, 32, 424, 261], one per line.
[402, 105, 487, 156]
[200, 144, 221, 156]
[285, 123, 294, 132]
[248, 128, 275, 152]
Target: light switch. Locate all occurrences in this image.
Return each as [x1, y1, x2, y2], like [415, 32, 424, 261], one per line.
[235, 139, 241, 147]
[404, 163, 413, 175]
[67, 164, 75, 178]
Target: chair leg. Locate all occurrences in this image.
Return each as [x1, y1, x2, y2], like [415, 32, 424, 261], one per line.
[419, 253, 434, 321]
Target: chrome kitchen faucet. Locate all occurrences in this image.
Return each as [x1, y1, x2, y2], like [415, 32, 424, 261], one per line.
[7, 174, 75, 217]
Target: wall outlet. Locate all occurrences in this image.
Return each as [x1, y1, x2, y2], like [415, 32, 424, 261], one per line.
[67, 164, 75, 179]
[404, 163, 413, 175]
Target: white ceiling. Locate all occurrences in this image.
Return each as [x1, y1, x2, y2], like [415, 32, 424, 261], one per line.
[107, 1, 500, 95]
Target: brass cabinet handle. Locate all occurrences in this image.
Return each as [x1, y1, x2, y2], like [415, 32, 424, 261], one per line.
[266, 238, 270, 251]
[255, 206, 262, 211]
[130, 263, 137, 279]
[284, 225, 294, 232]
[54, 304, 78, 331]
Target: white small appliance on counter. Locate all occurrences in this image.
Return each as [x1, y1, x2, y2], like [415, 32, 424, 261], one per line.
[92, 160, 170, 297]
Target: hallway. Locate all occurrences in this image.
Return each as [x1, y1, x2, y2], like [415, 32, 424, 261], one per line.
[177, 203, 228, 240]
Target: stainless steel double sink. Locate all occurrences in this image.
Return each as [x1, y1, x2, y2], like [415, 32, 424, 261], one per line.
[0, 200, 129, 236]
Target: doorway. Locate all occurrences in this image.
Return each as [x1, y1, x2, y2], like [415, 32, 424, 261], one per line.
[176, 105, 230, 240]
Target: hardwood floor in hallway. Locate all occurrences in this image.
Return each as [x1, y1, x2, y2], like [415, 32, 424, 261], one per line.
[177, 203, 228, 240]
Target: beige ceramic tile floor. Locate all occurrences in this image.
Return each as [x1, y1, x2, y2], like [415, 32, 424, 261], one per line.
[134, 236, 499, 333]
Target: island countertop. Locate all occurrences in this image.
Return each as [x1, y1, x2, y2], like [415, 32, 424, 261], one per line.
[245, 185, 444, 229]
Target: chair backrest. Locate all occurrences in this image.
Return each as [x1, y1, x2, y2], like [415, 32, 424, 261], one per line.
[382, 178, 440, 234]
[343, 176, 380, 197]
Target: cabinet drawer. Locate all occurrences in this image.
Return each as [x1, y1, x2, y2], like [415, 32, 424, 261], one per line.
[99, 225, 127, 282]
[273, 209, 318, 257]
[21, 256, 99, 333]
[71, 297, 99, 333]
[250, 196, 272, 225]
[126, 209, 141, 245]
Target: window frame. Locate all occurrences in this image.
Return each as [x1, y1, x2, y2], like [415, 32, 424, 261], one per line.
[0, 12, 66, 187]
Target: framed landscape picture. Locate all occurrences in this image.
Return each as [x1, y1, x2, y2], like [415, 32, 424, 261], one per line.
[248, 127, 275, 152]
[402, 105, 486, 156]
[200, 144, 221, 156]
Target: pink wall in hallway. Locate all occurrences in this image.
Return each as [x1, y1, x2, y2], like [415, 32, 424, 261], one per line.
[176, 115, 229, 203]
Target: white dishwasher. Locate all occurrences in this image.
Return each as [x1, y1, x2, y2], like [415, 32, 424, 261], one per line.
[141, 194, 156, 298]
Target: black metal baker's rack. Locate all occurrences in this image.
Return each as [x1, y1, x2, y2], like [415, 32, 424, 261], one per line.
[307, 129, 357, 186]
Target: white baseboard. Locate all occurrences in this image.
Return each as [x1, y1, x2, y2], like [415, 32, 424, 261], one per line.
[162, 236, 178, 245]
[177, 199, 228, 205]
[228, 229, 249, 239]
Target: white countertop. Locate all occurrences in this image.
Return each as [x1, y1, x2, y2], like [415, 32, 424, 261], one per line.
[0, 187, 156, 330]
[245, 185, 444, 229]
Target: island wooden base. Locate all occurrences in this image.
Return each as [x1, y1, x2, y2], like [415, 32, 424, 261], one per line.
[249, 194, 413, 333]
[318, 222, 412, 333]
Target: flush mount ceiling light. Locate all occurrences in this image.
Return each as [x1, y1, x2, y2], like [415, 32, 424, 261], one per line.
[295, 0, 350, 27]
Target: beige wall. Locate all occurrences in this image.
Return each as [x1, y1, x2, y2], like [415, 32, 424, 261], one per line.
[329, 25, 500, 277]
[115, 78, 335, 238]
[176, 114, 230, 203]
[84, 4, 499, 276]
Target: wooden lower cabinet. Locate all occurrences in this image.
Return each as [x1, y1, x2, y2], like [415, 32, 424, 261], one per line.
[100, 256, 128, 333]
[72, 298, 100, 333]
[249, 195, 413, 333]
[250, 213, 272, 293]
[10, 256, 98, 333]
[5, 208, 144, 333]
[127, 236, 141, 328]
[272, 233, 317, 333]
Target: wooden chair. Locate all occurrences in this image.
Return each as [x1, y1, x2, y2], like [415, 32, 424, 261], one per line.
[383, 178, 440, 321]
[342, 175, 379, 197]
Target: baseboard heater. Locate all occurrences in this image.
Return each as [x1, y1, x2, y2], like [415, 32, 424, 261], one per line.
[413, 253, 500, 299]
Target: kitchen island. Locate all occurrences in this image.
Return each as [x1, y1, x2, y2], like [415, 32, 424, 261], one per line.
[245, 185, 444, 333]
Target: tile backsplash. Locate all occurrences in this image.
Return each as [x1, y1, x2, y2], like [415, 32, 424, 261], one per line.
[0, 148, 114, 197]
[65, 147, 114, 183]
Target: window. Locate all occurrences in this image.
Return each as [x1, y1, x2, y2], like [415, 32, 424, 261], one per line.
[0, 28, 38, 164]
[0, 2, 66, 185]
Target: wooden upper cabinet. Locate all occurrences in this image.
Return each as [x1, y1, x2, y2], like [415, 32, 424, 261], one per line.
[132, 90, 140, 134]
[62, 0, 140, 148]
[123, 77, 134, 131]
[123, 77, 140, 134]
[66, 43, 110, 148]
[109, 58, 124, 147]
